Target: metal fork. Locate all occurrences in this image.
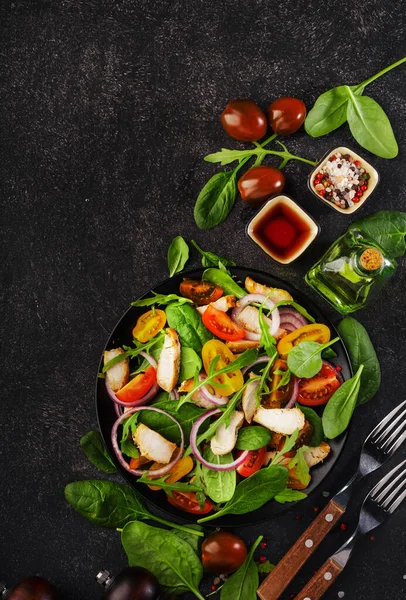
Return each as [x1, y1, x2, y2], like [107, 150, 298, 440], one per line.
[257, 400, 406, 600]
[294, 459, 406, 600]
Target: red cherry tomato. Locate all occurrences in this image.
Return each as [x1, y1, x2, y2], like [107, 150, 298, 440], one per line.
[180, 279, 223, 305]
[297, 363, 341, 406]
[202, 305, 246, 342]
[221, 99, 268, 142]
[238, 166, 285, 206]
[115, 366, 156, 403]
[167, 491, 213, 515]
[236, 446, 267, 477]
[268, 97, 307, 135]
[202, 532, 248, 573]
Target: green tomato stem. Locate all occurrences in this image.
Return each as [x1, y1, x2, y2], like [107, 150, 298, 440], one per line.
[355, 56, 406, 92]
[150, 515, 204, 537]
[231, 132, 279, 176]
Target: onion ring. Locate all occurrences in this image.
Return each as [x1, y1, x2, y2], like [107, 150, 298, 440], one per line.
[231, 293, 280, 337]
[198, 373, 229, 406]
[285, 376, 299, 408]
[241, 355, 271, 375]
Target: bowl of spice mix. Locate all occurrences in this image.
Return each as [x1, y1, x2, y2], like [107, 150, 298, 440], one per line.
[308, 146, 379, 214]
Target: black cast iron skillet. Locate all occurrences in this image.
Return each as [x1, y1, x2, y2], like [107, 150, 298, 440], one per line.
[96, 267, 351, 527]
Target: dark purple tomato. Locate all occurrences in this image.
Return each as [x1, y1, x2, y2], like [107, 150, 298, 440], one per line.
[268, 97, 307, 135]
[6, 577, 60, 600]
[102, 567, 161, 600]
[238, 165, 286, 206]
[202, 532, 248, 574]
[221, 100, 268, 142]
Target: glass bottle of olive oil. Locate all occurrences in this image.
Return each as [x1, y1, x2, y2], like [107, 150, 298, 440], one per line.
[305, 229, 397, 314]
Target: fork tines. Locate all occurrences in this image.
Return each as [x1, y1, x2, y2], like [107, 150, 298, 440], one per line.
[369, 399, 406, 456]
[371, 459, 406, 513]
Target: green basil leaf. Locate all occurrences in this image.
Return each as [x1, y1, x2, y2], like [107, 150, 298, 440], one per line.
[201, 448, 236, 503]
[139, 401, 209, 444]
[322, 365, 364, 438]
[236, 426, 271, 450]
[346, 88, 398, 158]
[191, 239, 235, 268]
[220, 536, 262, 600]
[305, 85, 357, 137]
[194, 172, 237, 230]
[257, 560, 276, 574]
[167, 236, 189, 277]
[274, 488, 307, 504]
[80, 431, 117, 473]
[287, 338, 339, 379]
[166, 303, 212, 353]
[132, 293, 192, 308]
[202, 267, 246, 298]
[178, 347, 202, 382]
[348, 210, 406, 258]
[297, 405, 324, 446]
[197, 465, 288, 523]
[337, 317, 380, 405]
[122, 521, 205, 599]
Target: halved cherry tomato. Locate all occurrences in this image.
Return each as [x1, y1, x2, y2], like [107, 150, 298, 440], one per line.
[202, 340, 244, 396]
[115, 366, 156, 403]
[167, 491, 213, 515]
[132, 309, 166, 343]
[238, 166, 285, 207]
[236, 446, 267, 477]
[202, 305, 246, 342]
[221, 99, 268, 142]
[180, 279, 223, 305]
[267, 97, 307, 135]
[264, 359, 295, 407]
[297, 363, 341, 406]
[277, 323, 331, 357]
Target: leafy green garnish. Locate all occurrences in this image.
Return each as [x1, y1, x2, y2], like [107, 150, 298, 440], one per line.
[80, 431, 117, 474]
[202, 268, 246, 298]
[288, 446, 311, 485]
[257, 560, 276, 574]
[191, 239, 235, 268]
[166, 303, 212, 353]
[287, 338, 339, 379]
[220, 536, 263, 600]
[131, 292, 192, 308]
[322, 365, 364, 438]
[235, 426, 272, 451]
[102, 333, 164, 372]
[274, 488, 307, 504]
[178, 347, 202, 382]
[167, 236, 189, 277]
[348, 210, 406, 258]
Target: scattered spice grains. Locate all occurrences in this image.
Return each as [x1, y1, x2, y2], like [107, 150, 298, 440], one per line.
[340, 523, 348, 531]
[295, 514, 302, 520]
[313, 152, 370, 209]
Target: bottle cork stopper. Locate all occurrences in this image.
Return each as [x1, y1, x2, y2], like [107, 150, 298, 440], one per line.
[360, 248, 383, 271]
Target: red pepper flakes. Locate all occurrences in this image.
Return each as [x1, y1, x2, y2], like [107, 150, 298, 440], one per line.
[336, 365, 342, 371]
[370, 535, 375, 541]
[295, 514, 302, 520]
[211, 585, 216, 591]
[313, 506, 320, 513]
[259, 556, 267, 563]
[260, 541, 267, 548]
[340, 523, 348, 531]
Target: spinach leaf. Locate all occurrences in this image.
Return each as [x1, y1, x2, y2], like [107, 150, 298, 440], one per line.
[346, 88, 398, 158]
[201, 448, 236, 503]
[257, 560, 276, 574]
[132, 293, 192, 308]
[166, 303, 212, 353]
[80, 431, 117, 473]
[220, 536, 262, 600]
[337, 317, 380, 405]
[120, 439, 140, 459]
[322, 365, 364, 439]
[197, 465, 288, 523]
[288, 446, 311, 486]
[122, 521, 205, 599]
[191, 240, 235, 268]
[178, 347, 202, 382]
[274, 488, 307, 504]
[137, 474, 203, 495]
[322, 347, 337, 359]
[171, 525, 205, 556]
[258, 301, 278, 360]
[305, 85, 358, 137]
[297, 405, 324, 446]
[194, 171, 237, 230]
[287, 338, 339, 379]
[236, 426, 271, 450]
[348, 210, 406, 258]
[202, 268, 246, 298]
[139, 401, 209, 444]
[102, 334, 164, 372]
[167, 236, 189, 277]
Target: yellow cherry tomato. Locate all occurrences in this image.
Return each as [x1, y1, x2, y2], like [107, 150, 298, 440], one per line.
[277, 323, 331, 357]
[132, 309, 166, 343]
[202, 340, 244, 396]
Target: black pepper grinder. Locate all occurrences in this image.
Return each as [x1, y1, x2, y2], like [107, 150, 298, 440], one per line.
[0, 577, 59, 600]
[96, 568, 163, 600]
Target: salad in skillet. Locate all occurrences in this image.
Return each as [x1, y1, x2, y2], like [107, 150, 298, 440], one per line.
[101, 268, 345, 521]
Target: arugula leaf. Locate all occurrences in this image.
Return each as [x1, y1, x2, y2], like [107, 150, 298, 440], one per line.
[337, 317, 380, 405]
[220, 536, 262, 600]
[258, 301, 278, 360]
[80, 431, 117, 474]
[136, 474, 204, 495]
[322, 365, 364, 438]
[166, 303, 212, 353]
[271, 429, 299, 465]
[288, 446, 311, 486]
[287, 337, 339, 379]
[202, 268, 246, 298]
[273, 368, 291, 391]
[274, 488, 307, 504]
[167, 236, 189, 277]
[121, 412, 139, 444]
[191, 240, 235, 268]
[236, 426, 271, 450]
[348, 210, 406, 258]
[132, 293, 192, 307]
[102, 333, 164, 372]
[257, 560, 276, 574]
[178, 347, 202, 382]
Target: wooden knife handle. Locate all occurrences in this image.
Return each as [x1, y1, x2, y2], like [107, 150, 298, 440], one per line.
[257, 499, 344, 600]
[294, 557, 343, 600]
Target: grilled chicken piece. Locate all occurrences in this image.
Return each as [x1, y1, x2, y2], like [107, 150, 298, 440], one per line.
[265, 441, 331, 468]
[226, 339, 261, 353]
[254, 407, 305, 435]
[242, 376, 260, 423]
[103, 348, 129, 392]
[178, 378, 216, 409]
[133, 423, 177, 464]
[211, 411, 244, 456]
[245, 277, 293, 303]
[235, 305, 286, 339]
[197, 295, 236, 315]
[157, 328, 180, 392]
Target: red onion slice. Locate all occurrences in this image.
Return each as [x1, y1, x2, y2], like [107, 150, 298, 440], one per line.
[278, 307, 308, 328]
[111, 406, 184, 476]
[198, 373, 229, 406]
[231, 294, 280, 337]
[169, 388, 180, 400]
[139, 351, 158, 369]
[285, 376, 299, 408]
[190, 409, 249, 471]
[242, 355, 271, 375]
[280, 321, 297, 333]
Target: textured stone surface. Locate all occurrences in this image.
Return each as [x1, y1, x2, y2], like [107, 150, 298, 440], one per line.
[1, 1, 405, 598]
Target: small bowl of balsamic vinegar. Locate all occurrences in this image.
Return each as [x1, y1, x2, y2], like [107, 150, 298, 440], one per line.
[246, 195, 319, 264]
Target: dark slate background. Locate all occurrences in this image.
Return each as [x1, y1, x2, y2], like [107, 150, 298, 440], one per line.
[1, 1, 405, 598]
